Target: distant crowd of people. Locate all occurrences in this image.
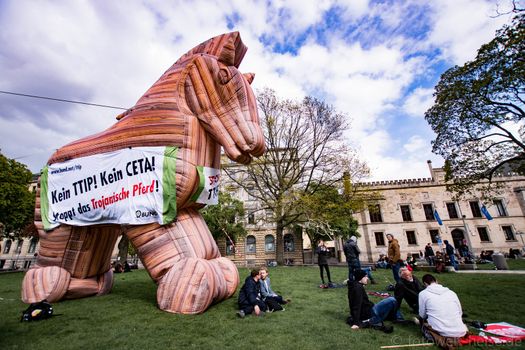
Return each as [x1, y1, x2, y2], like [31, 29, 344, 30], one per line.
[236, 233, 475, 349]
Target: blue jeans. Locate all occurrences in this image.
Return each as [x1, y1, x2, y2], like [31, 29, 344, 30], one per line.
[370, 297, 403, 325]
[347, 261, 361, 281]
[392, 261, 401, 283]
[449, 254, 459, 271]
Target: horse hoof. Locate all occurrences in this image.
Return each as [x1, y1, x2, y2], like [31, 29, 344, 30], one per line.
[21, 266, 71, 303]
[157, 258, 215, 314]
[208, 257, 239, 302]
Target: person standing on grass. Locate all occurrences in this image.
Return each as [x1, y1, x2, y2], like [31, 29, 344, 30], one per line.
[394, 267, 424, 314]
[344, 236, 361, 282]
[387, 233, 401, 283]
[444, 240, 459, 271]
[237, 269, 267, 318]
[316, 240, 332, 288]
[417, 274, 467, 350]
[259, 266, 290, 312]
[347, 269, 402, 333]
[425, 243, 435, 266]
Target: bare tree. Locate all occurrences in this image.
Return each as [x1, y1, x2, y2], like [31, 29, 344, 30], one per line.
[224, 88, 369, 264]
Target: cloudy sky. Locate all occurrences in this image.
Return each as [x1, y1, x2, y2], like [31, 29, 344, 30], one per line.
[0, 0, 518, 181]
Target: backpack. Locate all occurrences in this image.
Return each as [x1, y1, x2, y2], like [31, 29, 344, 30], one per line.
[21, 301, 53, 322]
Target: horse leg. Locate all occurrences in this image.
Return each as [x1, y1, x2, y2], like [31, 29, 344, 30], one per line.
[22, 225, 120, 303]
[125, 208, 238, 314]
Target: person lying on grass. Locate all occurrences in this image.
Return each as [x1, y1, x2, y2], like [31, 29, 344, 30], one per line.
[347, 269, 408, 333]
[237, 269, 267, 318]
[259, 266, 290, 312]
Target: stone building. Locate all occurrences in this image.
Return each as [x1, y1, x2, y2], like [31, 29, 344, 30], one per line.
[4, 160, 525, 270]
[353, 161, 525, 263]
[216, 159, 304, 267]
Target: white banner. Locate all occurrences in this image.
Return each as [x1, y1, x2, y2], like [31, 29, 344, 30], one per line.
[41, 146, 178, 230]
[191, 166, 221, 205]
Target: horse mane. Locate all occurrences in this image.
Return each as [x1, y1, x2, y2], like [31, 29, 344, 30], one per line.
[116, 31, 248, 121]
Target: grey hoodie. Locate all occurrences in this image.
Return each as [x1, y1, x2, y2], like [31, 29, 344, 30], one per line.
[418, 283, 467, 337]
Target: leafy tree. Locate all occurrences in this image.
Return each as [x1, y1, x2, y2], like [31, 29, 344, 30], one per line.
[0, 151, 36, 240]
[224, 88, 370, 264]
[425, 12, 524, 199]
[201, 191, 246, 247]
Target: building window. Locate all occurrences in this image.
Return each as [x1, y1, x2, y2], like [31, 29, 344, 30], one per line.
[265, 235, 275, 252]
[15, 240, 23, 254]
[368, 204, 383, 223]
[470, 201, 482, 218]
[477, 227, 490, 242]
[502, 226, 516, 241]
[400, 205, 412, 222]
[245, 235, 256, 253]
[374, 232, 385, 246]
[226, 239, 235, 256]
[248, 213, 255, 224]
[429, 229, 440, 244]
[493, 199, 507, 217]
[3, 240, 12, 254]
[284, 234, 295, 252]
[406, 230, 417, 245]
[446, 202, 459, 219]
[28, 238, 38, 254]
[423, 204, 435, 221]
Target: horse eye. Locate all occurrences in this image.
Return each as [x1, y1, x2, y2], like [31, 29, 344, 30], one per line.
[218, 68, 232, 84]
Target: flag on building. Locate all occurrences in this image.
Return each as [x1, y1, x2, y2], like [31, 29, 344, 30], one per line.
[481, 205, 493, 220]
[434, 209, 443, 225]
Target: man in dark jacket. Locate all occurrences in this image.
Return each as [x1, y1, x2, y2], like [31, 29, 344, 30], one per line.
[424, 243, 435, 266]
[347, 269, 399, 333]
[344, 236, 361, 282]
[237, 269, 267, 318]
[444, 240, 458, 271]
[395, 267, 424, 313]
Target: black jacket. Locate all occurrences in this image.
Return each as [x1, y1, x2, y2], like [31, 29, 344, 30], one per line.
[238, 275, 262, 309]
[394, 276, 424, 313]
[316, 246, 330, 265]
[343, 240, 360, 262]
[347, 281, 374, 326]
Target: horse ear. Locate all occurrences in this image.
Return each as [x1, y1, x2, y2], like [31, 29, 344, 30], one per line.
[243, 73, 255, 84]
[218, 36, 236, 66]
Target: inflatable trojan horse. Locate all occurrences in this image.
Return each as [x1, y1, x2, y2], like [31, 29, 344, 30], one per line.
[21, 32, 265, 314]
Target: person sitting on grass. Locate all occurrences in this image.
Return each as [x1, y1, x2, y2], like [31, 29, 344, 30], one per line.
[394, 267, 424, 314]
[417, 274, 468, 350]
[237, 269, 267, 318]
[347, 269, 407, 333]
[259, 266, 290, 312]
[434, 251, 445, 273]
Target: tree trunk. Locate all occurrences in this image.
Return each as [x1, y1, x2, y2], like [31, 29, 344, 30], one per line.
[117, 234, 129, 263]
[275, 223, 284, 265]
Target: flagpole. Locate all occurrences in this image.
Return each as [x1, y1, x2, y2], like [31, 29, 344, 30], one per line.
[457, 203, 474, 256]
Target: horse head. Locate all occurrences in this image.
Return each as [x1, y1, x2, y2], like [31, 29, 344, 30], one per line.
[178, 32, 265, 164]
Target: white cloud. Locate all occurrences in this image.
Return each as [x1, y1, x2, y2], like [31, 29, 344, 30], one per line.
[0, 0, 516, 182]
[403, 87, 434, 118]
[427, 0, 515, 63]
[403, 135, 428, 153]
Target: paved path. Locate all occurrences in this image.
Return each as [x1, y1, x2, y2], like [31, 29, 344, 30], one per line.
[456, 269, 525, 274]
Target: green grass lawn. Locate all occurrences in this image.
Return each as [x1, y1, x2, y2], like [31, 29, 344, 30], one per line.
[1, 266, 524, 350]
